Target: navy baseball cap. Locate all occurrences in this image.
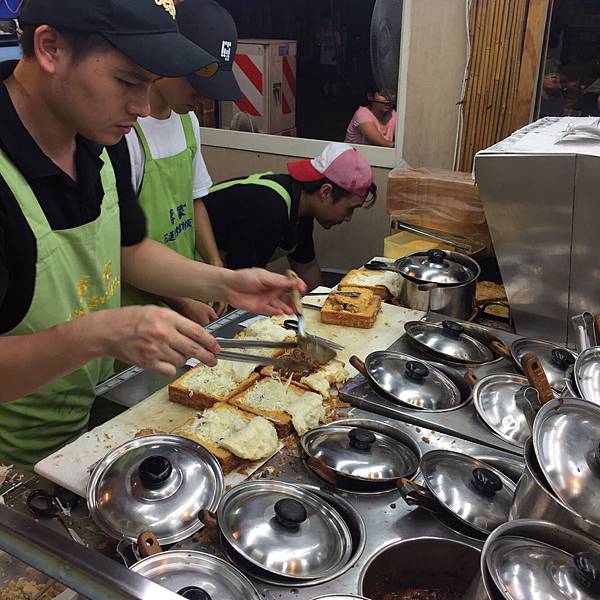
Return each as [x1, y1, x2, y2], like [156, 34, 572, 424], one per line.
[19, 0, 220, 78]
[177, 0, 243, 101]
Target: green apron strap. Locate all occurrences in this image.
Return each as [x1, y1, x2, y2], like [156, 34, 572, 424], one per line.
[208, 172, 292, 218]
[180, 113, 197, 157]
[0, 148, 52, 238]
[133, 121, 154, 160]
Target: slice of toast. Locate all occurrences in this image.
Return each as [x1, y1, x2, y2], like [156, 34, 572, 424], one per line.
[171, 402, 278, 473]
[169, 362, 260, 411]
[228, 377, 325, 437]
[260, 358, 350, 398]
[320, 286, 382, 329]
[338, 269, 400, 299]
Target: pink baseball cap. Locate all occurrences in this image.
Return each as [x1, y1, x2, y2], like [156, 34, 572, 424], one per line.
[287, 143, 373, 197]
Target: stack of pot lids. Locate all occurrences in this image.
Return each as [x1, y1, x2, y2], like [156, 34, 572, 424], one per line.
[396, 250, 474, 285]
[533, 398, 600, 527]
[365, 352, 462, 410]
[301, 425, 419, 482]
[511, 338, 576, 392]
[486, 536, 600, 600]
[87, 435, 224, 544]
[420, 450, 516, 534]
[130, 551, 262, 600]
[575, 347, 600, 405]
[216, 480, 353, 580]
[472, 374, 533, 448]
[404, 321, 495, 364]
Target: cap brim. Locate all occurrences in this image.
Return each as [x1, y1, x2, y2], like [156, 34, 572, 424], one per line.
[102, 31, 219, 78]
[188, 68, 243, 101]
[287, 159, 324, 182]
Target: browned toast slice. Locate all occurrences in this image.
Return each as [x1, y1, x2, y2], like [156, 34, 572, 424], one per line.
[171, 402, 278, 473]
[320, 286, 382, 329]
[228, 377, 325, 437]
[338, 269, 394, 299]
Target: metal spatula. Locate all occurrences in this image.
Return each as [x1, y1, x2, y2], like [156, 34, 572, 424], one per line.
[287, 271, 336, 365]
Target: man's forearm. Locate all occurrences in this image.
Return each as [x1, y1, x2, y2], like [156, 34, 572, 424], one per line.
[0, 314, 106, 403]
[289, 258, 322, 291]
[121, 238, 234, 302]
[194, 200, 222, 265]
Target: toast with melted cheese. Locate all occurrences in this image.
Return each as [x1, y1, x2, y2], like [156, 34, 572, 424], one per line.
[228, 377, 325, 437]
[338, 268, 401, 299]
[320, 286, 382, 329]
[172, 402, 278, 473]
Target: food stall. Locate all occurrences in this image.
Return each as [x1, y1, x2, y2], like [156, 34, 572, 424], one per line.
[2, 238, 599, 600]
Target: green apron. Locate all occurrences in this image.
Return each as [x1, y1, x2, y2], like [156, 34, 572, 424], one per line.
[208, 172, 294, 262]
[0, 148, 121, 470]
[121, 113, 197, 306]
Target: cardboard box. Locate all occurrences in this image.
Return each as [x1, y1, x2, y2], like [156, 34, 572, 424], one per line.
[387, 165, 491, 248]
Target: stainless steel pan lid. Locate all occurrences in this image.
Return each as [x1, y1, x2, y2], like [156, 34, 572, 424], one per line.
[486, 536, 600, 600]
[130, 551, 262, 600]
[575, 346, 600, 405]
[472, 373, 534, 448]
[395, 250, 475, 285]
[216, 480, 353, 580]
[420, 450, 516, 534]
[363, 351, 462, 410]
[533, 398, 600, 527]
[511, 338, 576, 392]
[404, 320, 495, 363]
[87, 435, 223, 545]
[301, 425, 419, 482]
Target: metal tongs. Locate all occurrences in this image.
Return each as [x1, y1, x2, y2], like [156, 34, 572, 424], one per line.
[287, 270, 337, 365]
[215, 338, 311, 371]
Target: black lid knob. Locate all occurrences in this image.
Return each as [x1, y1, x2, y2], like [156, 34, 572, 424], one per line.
[471, 468, 503, 497]
[551, 348, 575, 370]
[348, 428, 376, 451]
[177, 587, 211, 600]
[405, 361, 429, 381]
[138, 455, 172, 490]
[274, 498, 307, 530]
[574, 553, 600, 592]
[442, 320, 464, 337]
[427, 249, 447, 264]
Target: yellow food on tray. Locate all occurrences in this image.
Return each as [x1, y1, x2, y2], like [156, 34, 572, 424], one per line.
[320, 286, 382, 329]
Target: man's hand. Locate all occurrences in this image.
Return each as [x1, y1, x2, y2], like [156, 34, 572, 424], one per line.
[162, 297, 218, 326]
[225, 269, 307, 315]
[97, 306, 220, 376]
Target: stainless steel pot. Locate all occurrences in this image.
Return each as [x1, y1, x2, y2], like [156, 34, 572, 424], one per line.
[359, 537, 481, 599]
[397, 250, 480, 319]
[464, 519, 600, 600]
[509, 437, 600, 541]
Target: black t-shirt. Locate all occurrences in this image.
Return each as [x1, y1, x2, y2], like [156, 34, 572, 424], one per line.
[0, 61, 146, 334]
[201, 174, 316, 269]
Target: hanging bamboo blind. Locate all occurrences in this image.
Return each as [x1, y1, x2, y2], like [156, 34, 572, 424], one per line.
[458, 0, 548, 171]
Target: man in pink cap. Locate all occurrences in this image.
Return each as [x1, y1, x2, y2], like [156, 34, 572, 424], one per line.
[199, 143, 377, 289]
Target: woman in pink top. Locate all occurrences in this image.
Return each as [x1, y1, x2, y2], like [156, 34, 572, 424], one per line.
[345, 85, 397, 147]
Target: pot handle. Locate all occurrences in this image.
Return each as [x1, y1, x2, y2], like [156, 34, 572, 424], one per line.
[350, 355, 369, 378]
[397, 478, 439, 512]
[521, 352, 554, 405]
[464, 370, 479, 388]
[489, 340, 512, 361]
[198, 508, 219, 530]
[574, 552, 600, 593]
[137, 531, 162, 558]
[595, 316, 600, 348]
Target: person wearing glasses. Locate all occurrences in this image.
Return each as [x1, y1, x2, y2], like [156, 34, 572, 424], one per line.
[345, 83, 397, 148]
[198, 143, 377, 291]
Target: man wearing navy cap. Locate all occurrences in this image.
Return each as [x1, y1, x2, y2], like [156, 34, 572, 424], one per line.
[0, 0, 304, 470]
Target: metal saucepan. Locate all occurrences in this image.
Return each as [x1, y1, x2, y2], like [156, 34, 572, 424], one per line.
[219, 483, 366, 588]
[571, 311, 597, 353]
[403, 320, 510, 365]
[301, 424, 419, 492]
[350, 351, 465, 411]
[368, 250, 480, 319]
[464, 519, 600, 600]
[399, 450, 516, 538]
